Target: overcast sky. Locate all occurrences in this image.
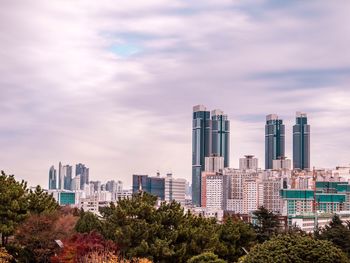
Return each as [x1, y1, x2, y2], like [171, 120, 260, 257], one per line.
[1, 0, 350, 188]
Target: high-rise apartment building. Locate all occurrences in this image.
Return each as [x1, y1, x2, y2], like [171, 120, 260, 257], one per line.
[239, 155, 258, 170]
[192, 105, 212, 206]
[192, 105, 231, 207]
[204, 155, 224, 173]
[293, 112, 310, 170]
[265, 114, 285, 169]
[211, 109, 230, 168]
[49, 165, 57, 190]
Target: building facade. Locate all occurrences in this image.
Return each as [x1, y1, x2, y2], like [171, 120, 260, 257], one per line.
[211, 109, 230, 168]
[132, 174, 165, 200]
[293, 112, 310, 170]
[192, 105, 212, 206]
[239, 155, 258, 170]
[265, 114, 285, 169]
[49, 165, 57, 190]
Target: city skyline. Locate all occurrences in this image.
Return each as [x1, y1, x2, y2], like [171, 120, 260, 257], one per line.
[1, 1, 350, 188]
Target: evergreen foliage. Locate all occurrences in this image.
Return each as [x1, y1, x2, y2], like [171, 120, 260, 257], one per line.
[242, 234, 350, 263]
[0, 171, 28, 245]
[316, 214, 350, 257]
[252, 206, 280, 242]
[27, 185, 59, 214]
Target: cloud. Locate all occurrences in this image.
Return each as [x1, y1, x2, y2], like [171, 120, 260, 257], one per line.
[1, 0, 350, 187]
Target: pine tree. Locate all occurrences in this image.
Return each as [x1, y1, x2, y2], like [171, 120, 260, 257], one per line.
[0, 171, 28, 245]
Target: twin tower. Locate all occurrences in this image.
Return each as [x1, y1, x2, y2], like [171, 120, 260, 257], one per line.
[192, 105, 310, 206]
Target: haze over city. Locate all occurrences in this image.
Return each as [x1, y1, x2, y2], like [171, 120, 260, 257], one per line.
[1, 0, 350, 187]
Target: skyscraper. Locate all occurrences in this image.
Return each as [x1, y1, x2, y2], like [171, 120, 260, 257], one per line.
[265, 114, 285, 169]
[293, 112, 310, 170]
[192, 105, 212, 206]
[211, 109, 230, 167]
[76, 163, 89, 190]
[63, 165, 73, 190]
[48, 165, 57, 189]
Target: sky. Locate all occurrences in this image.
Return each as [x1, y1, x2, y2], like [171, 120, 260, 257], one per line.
[1, 0, 350, 188]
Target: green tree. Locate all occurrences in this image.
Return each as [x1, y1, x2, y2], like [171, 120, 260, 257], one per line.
[100, 192, 158, 259]
[215, 217, 256, 262]
[100, 193, 257, 263]
[253, 206, 280, 242]
[316, 214, 350, 256]
[243, 234, 349, 263]
[0, 171, 28, 245]
[187, 252, 226, 263]
[27, 185, 59, 214]
[75, 211, 102, 233]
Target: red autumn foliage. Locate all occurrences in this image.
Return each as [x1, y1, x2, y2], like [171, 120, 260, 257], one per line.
[51, 231, 118, 263]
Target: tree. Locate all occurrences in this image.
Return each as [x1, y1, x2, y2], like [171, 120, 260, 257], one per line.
[0, 171, 28, 245]
[27, 185, 59, 214]
[316, 214, 350, 256]
[51, 231, 118, 262]
[242, 234, 349, 263]
[215, 217, 256, 262]
[14, 211, 78, 262]
[187, 252, 226, 263]
[75, 211, 102, 233]
[252, 206, 280, 242]
[0, 247, 13, 263]
[100, 193, 257, 263]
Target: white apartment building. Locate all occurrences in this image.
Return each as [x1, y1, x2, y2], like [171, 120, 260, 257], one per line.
[239, 155, 258, 170]
[205, 156, 225, 173]
[164, 173, 186, 205]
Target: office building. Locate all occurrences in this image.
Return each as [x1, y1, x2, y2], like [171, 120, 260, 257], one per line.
[239, 155, 258, 170]
[265, 114, 285, 169]
[132, 174, 165, 200]
[211, 109, 230, 167]
[293, 112, 310, 170]
[192, 105, 212, 206]
[48, 165, 57, 190]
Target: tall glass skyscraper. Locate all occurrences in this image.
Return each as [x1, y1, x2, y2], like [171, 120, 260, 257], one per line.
[192, 105, 212, 206]
[265, 114, 285, 169]
[293, 112, 310, 170]
[49, 165, 57, 190]
[211, 109, 230, 168]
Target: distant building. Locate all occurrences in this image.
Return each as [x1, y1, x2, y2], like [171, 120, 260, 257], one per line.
[49, 190, 76, 206]
[49, 165, 57, 190]
[239, 155, 258, 170]
[265, 114, 285, 169]
[204, 155, 224, 173]
[202, 173, 229, 210]
[63, 165, 73, 190]
[192, 105, 230, 207]
[132, 174, 165, 200]
[164, 173, 186, 205]
[293, 112, 310, 170]
[211, 109, 230, 168]
[273, 157, 291, 170]
[192, 105, 212, 206]
[76, 163, 89, 190]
